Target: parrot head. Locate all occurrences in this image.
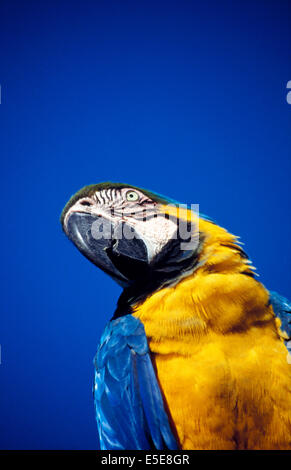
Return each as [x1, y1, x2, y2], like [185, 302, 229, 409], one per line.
[61, 183, 201, 298]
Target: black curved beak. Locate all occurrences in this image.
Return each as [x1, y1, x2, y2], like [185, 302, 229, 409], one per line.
[64, 212, 149, 287]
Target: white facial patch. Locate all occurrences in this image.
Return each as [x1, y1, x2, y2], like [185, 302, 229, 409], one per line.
[122, 213, 178, 262]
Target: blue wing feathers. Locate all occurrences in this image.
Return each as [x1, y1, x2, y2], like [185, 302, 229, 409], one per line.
[270, 291, 291, 354]
[135, 353, 176, 449]
[93, 314, 178, 450]
[136, 354, 164, 449]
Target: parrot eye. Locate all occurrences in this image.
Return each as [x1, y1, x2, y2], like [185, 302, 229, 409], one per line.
[126, 191, 139, 202]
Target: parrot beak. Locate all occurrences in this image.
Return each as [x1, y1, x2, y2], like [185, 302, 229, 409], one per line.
[64, 212, 150, 287]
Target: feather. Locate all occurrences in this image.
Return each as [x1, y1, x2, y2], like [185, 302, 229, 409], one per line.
[93, 314, 178, 450]
[270, 291, 291, 354]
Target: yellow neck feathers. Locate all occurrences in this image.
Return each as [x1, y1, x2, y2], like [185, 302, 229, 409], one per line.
[132, 213, 274, 354]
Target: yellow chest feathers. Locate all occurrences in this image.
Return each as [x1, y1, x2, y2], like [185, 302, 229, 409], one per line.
[132, 219, 291, 449]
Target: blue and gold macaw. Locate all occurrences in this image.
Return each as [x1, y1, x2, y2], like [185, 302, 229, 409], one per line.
[61, 182, 291, 450]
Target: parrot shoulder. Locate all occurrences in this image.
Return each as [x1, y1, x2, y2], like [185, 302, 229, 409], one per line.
[270, 291, 291, 358]
[93, 314, 178, 450]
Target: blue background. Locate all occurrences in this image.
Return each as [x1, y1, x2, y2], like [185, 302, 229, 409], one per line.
[1, 0, 290, 449]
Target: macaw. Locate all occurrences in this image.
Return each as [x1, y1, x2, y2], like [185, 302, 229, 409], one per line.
[61, 182, 291, 450]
